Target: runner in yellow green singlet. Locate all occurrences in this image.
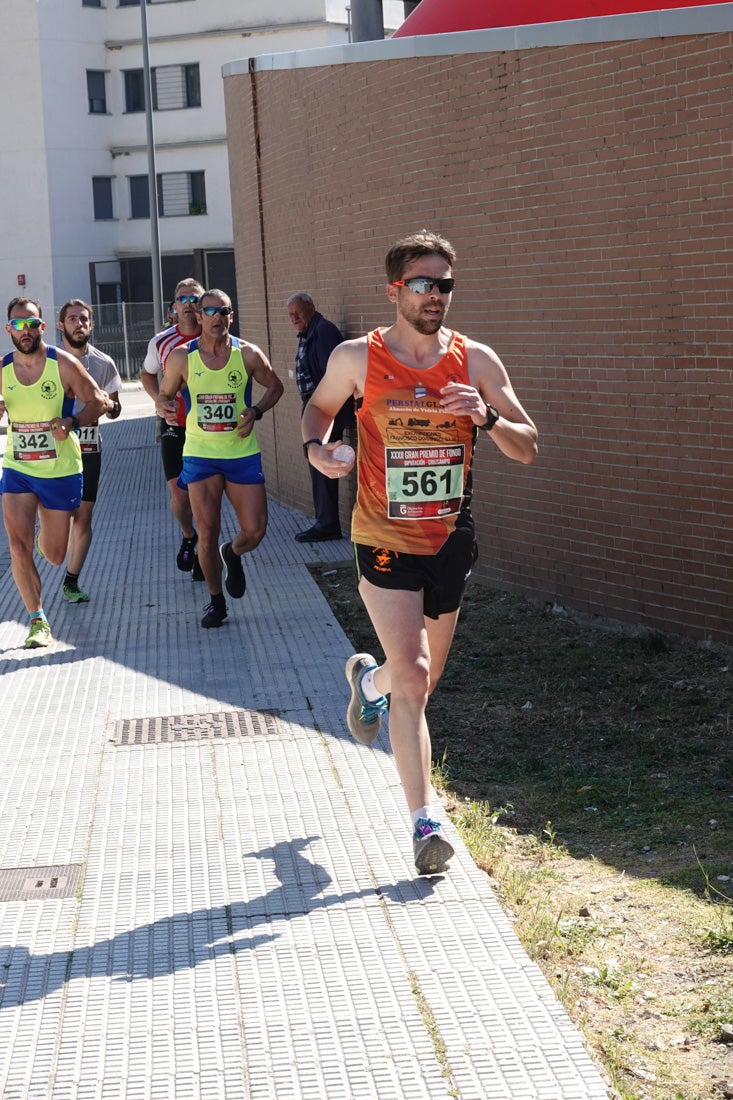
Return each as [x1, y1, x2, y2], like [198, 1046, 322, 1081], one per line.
[1, 297, 112, 649]
[156, 288, 284, 629]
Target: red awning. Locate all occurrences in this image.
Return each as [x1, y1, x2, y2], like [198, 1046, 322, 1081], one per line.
[393, 0, 725, 37]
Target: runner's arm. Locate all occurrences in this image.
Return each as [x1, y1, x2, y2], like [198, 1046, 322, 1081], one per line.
[59, 350, 111, 427]
[440, 342, 538, 465]
[155, 346, 187, 424]
[301, 339, 363, 475]
[237, 344, 284, 438]
[141, 336, 161, 402]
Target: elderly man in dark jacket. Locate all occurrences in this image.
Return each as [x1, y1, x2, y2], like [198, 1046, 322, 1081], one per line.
[287, 292, 354, 541]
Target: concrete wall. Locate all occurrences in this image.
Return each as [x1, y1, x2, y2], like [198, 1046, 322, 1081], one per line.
[223, 9, 733, 644]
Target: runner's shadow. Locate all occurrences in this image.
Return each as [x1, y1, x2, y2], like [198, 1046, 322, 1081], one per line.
[0, 837, 434, 1009]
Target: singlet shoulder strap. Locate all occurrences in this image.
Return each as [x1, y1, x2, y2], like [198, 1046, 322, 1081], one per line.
[2, 351, 12, 367]
[47, 345, 58, 360]
[187, 338, 199, 354]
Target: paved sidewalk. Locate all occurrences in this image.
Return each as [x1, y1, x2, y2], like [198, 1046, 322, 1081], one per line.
[0, 408, 610, 1099]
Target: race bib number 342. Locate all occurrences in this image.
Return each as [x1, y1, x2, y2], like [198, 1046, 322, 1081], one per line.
[385, 445, 465, 520]
[12, 421, 57, 462]
[197, 393, 237, 432]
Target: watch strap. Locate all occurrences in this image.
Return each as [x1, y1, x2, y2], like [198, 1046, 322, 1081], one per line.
[478, 404, 499, 432]
[303, 437, 322, 458]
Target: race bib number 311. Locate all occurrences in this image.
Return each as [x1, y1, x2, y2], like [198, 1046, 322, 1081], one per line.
[197, 393, 237, 431]
[385, 444, 465, 519]
[12, 421, 57, 462]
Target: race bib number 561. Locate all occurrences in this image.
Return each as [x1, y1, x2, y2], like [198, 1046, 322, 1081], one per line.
[12, 421, 57, 461]
[385, 445, 465, 519]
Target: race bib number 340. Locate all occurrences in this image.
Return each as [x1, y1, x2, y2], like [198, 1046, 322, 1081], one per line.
[385, 445, 465, 519]
[12, 421, 57, 462]
[197, 393, 237, 431]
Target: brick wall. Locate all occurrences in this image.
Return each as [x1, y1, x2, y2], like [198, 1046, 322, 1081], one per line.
[224, 29, 733, 644]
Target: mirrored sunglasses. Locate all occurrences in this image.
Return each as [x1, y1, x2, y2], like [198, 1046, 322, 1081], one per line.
[391, 277, 455, 295]
[176, 294, 199, 304]
[201, 306, 232, 317]
[9, 317, 43, 331]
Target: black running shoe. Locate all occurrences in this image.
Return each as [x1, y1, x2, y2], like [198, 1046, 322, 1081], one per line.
[176, 533, 198, 572]
[219, 542, 246, 598]
[201, 601, 228, 628]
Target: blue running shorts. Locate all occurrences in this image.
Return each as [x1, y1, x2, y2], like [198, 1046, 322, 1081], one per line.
[178, 453, 265, 488]
[0, 467, 82, 510]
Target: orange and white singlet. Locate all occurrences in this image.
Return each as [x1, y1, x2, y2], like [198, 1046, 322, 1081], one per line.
[351, 328, 476, 555]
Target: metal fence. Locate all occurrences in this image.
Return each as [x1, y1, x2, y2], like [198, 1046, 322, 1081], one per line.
[85, 301, 157, 381]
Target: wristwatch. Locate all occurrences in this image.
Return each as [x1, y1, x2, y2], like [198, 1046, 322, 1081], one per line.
[252, 405, 263, 421]
[478, 404, 500, 432]
[71, 416, 81, 432]
[303, 437, 322, 458]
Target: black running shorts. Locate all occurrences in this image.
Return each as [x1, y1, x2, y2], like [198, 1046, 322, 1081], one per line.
[354, 514, 478, 620]
[160, 422, 186, 483]
[81, 451, 102, 504]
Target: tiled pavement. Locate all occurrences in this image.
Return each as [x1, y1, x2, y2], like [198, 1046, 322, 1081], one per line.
[0, 395, 611, 1098]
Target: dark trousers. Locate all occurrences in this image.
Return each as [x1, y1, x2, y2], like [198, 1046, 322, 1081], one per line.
[302, 395, 354, 532]
[310, 451, 342, 531]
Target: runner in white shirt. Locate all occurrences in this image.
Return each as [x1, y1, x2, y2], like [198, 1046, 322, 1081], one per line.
[57, 298, 123, 603]
[141, 277, 204, 579]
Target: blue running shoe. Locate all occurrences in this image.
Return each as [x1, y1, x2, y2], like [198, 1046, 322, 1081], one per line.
[344, 653, 388, 745]
[413, 818, 454, 875]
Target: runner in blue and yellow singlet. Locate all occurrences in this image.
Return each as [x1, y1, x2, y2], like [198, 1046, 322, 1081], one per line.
[1, 297, 112, 648]
[156, 289, 284, 629]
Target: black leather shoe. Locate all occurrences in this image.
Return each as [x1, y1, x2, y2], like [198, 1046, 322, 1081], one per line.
[294, 525, 342, 543]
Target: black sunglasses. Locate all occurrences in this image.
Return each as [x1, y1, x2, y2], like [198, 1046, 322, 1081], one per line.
[391, 277, 455, 295]
[201, 306, 233, 317]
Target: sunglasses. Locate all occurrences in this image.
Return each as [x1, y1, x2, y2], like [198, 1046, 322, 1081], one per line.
[391, 277, 455, 295]
[201, 306, 232, 317]
[8, 317, 43, 331]
[176, 294, 199, 304]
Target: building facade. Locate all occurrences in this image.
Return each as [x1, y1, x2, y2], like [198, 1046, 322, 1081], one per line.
[1, 0, 403, 315]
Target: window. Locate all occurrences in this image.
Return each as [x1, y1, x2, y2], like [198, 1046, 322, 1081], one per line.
[154, 64, 201, 110]
[92, 177, 114, 220]
[129, 172, 206, 218]
[160, 171, 206, 216]
[119, 0, 184, 6]
[86, 70, 107, 114]
[82, 0, 103, 7]
[129, 175, 150, 219]
[123, 70, 145, 113]
[124, 64, 200, 112]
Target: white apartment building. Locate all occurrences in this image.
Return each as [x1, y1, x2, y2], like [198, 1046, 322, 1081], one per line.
[1, 0, 404, 318]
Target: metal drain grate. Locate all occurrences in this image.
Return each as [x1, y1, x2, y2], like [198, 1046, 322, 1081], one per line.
[0, 864, 82, 902]
[113, 708, 282, 745]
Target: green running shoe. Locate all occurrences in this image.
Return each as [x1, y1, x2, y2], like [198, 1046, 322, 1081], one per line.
[62, 583, 90, 603]
[25, 619, 53, 649]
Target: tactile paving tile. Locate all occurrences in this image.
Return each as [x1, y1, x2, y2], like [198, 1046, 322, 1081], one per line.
[0, 404, 611, 1098]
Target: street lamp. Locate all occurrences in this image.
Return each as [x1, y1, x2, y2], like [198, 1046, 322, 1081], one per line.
[140, 0, 163, 331]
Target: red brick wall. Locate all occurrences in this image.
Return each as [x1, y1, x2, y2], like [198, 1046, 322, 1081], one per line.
[224, 30, 733, 644]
